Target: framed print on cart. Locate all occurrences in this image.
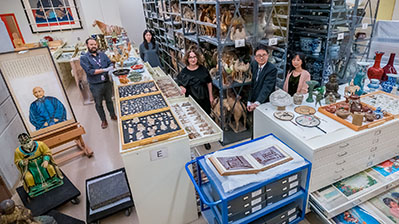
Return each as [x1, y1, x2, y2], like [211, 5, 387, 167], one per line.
[21, 0, 82, 33]
[0, 47, 76, 137]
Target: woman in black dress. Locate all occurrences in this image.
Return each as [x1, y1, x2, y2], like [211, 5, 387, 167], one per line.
[176, 48, 214, 114]
[176, 48, 214, 149]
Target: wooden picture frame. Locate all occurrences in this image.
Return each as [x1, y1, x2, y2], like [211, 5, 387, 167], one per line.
[0, 47, 76, 138]
[21, 0, 82, 33]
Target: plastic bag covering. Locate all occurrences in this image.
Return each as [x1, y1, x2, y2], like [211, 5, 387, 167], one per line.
[205, 135, 308, 193]
[369, 20, 399, 64]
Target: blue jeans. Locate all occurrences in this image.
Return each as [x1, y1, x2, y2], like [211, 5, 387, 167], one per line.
[89, 81, 115, 121]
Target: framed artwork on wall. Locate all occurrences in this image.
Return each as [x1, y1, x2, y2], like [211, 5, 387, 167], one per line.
[21, 0, 82, 33]
[0, 47, 76, 137]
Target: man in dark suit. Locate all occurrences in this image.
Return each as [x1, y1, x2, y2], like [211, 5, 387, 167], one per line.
[247, 44, 277, 112]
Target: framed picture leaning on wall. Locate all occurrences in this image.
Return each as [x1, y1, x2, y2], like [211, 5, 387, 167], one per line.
[21, 0, 82, 33]
[0, 47, 76, 137]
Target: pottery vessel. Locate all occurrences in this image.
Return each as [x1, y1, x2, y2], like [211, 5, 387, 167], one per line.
[293, 93, 304, 105]
[329, 44, 340, 60]
[300, 37, 313, 53]
[312, 38, 322, 56]
[381, 74, 397, 93]
[382, 53, 397, 82]
[336, 108, 350, 119]
[349, 94, 362, 113]
[367, 79, 380, 90]
[364, 111, 376, 122]
[367, 52, 385, 80]
[325, 105, 337, 113]
[352, 112, 364, 126]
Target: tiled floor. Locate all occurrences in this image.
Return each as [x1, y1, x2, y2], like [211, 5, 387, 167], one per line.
[12, 84, 323, 223]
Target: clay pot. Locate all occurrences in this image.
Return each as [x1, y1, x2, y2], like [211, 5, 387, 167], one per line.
[367, 52, 385, 80]
[364, 111, 376, 122]
[325, 105, 337, 114]
[336, 102, 349, 111]
[382, 53, 397, 82]
[336, 108, 350, 119]
[293, 93, 304, 105]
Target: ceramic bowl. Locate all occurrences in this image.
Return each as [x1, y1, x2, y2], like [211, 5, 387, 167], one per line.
[336, 108, 351, 119]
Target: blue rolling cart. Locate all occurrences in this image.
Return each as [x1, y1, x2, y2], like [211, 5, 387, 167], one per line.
[186, 134, 311, 224]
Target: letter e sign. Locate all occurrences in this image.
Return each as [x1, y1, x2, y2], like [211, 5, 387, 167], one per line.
[150, 148, 168, 161]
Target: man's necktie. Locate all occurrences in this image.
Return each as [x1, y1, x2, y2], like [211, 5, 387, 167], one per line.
[256, 67, 262, 82]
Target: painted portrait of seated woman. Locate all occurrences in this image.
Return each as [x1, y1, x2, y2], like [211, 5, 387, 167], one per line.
[29, 86, 67, 130]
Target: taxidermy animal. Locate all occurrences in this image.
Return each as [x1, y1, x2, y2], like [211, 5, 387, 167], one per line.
[212, 97, 230, 129]
[92, 20, 124, 36]
[199, 5, 217, 36]
[230, 17, 246, 40]
[233, 60, 250, 82]
[226, 95, 247, 132]
[220, 7, 233, 38]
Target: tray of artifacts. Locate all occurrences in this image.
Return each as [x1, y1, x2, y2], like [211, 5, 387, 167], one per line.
[119, 109, 185, 150]
[117, 80, 159, 100]
[361, 90, 399, 118]
[144, 62, 156, 77]
[119, 92, 169, 118]
[318, 95, 394, 131]
[155, 76, 184, 99]
[153, 66, 167, 78]
[170, 96, 222, 147]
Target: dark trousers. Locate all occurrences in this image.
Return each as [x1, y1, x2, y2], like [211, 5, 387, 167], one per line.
[89, 81, 115, 121]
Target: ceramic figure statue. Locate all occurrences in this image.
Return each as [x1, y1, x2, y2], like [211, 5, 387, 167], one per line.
[313, 87, 324, 107]
[354, 62, 370, 95]
[14, 133, 63, 197]
[382, 53, 397, 82]
[306, 80, 319, 103]
[324, 73, 341, 99]
[325, 92, 336, 105]
[367, 52, 384, 81]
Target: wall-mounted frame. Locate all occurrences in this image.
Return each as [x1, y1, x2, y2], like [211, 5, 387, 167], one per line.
[0, 47, 76, 137]
[0, 13, 25, 48]
[21, 0, 82, 33]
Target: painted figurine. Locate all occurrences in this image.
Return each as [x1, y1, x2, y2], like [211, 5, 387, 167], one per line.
[313, 86, 324, 107]
[14, 133, 63, 197]
[29, 87, 67, 130]
[324, 73, 341, 99]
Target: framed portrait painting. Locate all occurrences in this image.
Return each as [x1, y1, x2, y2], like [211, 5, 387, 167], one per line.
[21, 0, 82, 33]
[0, 47, 76, 137]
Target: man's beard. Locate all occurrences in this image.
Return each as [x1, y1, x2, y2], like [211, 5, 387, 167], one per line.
[89, 47, 97, 53]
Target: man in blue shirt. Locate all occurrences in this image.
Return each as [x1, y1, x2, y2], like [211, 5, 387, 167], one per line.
[80, 37, 116, 129]
[29, 86, 67, 130]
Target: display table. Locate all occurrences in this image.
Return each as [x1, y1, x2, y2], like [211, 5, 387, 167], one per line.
[253, 100, 399, 193]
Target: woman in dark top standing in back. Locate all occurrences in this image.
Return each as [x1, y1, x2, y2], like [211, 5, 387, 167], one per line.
[176, 48, 214, 114]
[139, 30, 161, 67]
[176, 47, 214, 150]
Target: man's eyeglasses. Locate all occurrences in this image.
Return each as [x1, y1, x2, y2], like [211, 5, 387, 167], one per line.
[255, 54, 268, 59]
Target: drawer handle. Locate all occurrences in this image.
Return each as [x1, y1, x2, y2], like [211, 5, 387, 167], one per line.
[374, 130, 382, 136]
[334, 176, 343, 181]
[336, 160, 346, 165]
[337, 151, 348, 157]
[339, 143, 349, 148]
[335, 168, 345, 173]
[370, 147, 378, 152]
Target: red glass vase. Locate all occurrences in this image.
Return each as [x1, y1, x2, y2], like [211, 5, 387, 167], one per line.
[368, 52, 385, 80]
[381, 53, 397, 81]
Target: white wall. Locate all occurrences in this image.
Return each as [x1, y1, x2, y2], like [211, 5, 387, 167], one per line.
[118, 0, 146, 46]
[394, 0, 399, 20]
[0, 0, 123, 44]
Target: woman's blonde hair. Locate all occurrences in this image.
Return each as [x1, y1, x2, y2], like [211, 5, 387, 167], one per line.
[183, 46, 204, 66]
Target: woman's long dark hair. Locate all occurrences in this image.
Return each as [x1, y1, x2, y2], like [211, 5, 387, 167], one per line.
[288, 52, 307, 73]
[143, 29, 156, 50]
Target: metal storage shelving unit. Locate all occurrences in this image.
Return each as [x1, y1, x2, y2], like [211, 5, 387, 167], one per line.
[288, 0, 379, 84]
[289, 0, 352, 84]
[142, 0, 290, 145]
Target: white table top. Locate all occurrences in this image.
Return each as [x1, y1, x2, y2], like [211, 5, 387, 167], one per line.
[255, 88, 399, 151]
